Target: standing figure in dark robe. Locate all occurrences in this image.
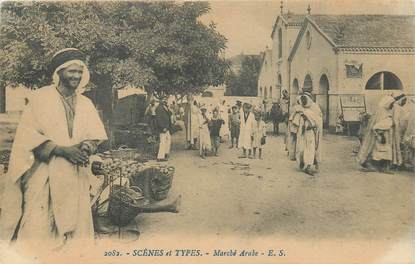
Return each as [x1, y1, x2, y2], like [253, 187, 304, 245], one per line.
[269, 102, 283, 135]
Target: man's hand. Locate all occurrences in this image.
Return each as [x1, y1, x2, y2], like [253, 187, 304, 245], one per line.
[54, 145, 89, 165]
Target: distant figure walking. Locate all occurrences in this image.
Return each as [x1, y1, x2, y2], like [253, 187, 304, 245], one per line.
[155, 99, 173, 162]
[228, 106, 241, 148]
[269, 102, 284, 135]
[296, 92, 323, 176]
[252, 106, 267, 159]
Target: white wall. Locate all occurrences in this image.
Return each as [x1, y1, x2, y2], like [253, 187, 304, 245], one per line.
[289, 21, 338, 127]
[339, 52, 415, 114]
[272, 21, 303, 99]
[5, 85, 33, 113]
[258, 49, 274, 103]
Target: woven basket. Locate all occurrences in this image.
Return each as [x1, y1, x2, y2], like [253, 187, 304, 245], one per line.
[108, 185, 145, 227]
[150, 167, 174, 201]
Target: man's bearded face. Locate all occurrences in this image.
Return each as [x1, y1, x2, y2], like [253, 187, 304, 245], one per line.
[58, 64, 83, 90]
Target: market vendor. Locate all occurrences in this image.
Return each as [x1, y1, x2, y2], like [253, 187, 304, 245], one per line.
[0, 48, 107, 246]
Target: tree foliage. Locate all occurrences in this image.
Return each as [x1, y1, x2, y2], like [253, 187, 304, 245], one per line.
[225, 55, 261, 96]
[0, 1, 229, 98]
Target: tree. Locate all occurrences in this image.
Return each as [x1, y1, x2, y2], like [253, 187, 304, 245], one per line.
[0, 2, 229, 115]
[225, 55, 261, 96]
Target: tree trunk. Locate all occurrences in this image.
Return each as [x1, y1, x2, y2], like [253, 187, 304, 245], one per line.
[0, 81, 6, 113]
[91, 73, 115, 148]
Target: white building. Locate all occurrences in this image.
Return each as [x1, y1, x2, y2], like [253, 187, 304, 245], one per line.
[259, 10, 415, 130]
[258, 12, 305, 109]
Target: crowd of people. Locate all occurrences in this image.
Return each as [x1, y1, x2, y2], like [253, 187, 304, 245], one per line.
[146, 87, 415, 175]
[145, 89, 414, 175]
[183, 95, 268, 159]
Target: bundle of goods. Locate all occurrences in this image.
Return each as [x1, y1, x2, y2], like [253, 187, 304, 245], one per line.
[91, 154, 179, 229]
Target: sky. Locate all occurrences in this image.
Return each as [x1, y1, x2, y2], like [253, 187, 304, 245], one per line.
[199, 0, 415, 58]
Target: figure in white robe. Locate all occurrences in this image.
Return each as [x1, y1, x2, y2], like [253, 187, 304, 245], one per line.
[295, 93, 323, 175]
[402, 99, 415, 169]
[198, 108, 211, 158]
[184, 97, 200, 150]
[357, 95, 403, 173]
[0, 49, 107, 247]
[286, 97, 302, 160]
[252, 107, 267, 159]
[390, 91, 409, 168]
[218, 101, 230, 140]
[238, 104, 255, 158]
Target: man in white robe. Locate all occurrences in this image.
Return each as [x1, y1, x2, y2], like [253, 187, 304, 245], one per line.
[238, 103, 255, 158]
[184, 95, 200, 150]
[218, 100, 229, 141]
[357, 95, 396, 173]
[295, 92, 323, 175]
[0, 48, 107, 246]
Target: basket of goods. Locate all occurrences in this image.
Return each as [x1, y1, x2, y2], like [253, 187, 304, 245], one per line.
[129, 165, 175, 202]
[151, 166, 175, 201]
[108, 184, 146, 227]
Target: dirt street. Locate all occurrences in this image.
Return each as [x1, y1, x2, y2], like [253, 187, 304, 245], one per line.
[1, 118, 414, 263]
[133, 122, 415, 262]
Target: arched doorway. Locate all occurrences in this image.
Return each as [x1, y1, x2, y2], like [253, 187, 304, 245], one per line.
[319, 74, 330, 128]
[303, 74, 313, 92]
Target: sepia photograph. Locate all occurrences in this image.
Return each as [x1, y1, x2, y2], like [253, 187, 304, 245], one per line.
[0, 0, 414, 263]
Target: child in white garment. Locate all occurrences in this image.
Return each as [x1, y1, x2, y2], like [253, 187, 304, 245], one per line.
[251, 107, 267, 159]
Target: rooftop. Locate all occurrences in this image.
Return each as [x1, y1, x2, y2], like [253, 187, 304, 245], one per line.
[308, 15, 415, 48]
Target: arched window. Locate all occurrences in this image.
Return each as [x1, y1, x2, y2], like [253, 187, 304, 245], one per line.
[260, 87, 263, 98]
[365, 71, 403, 90]
[269, 86, 272, 99]
[277, 74, 282, 88]
[292, 79, 299, 95]
[264, 87, 268, 99]
[303, 74, 313, 92]
[278, 28, 282, 58]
